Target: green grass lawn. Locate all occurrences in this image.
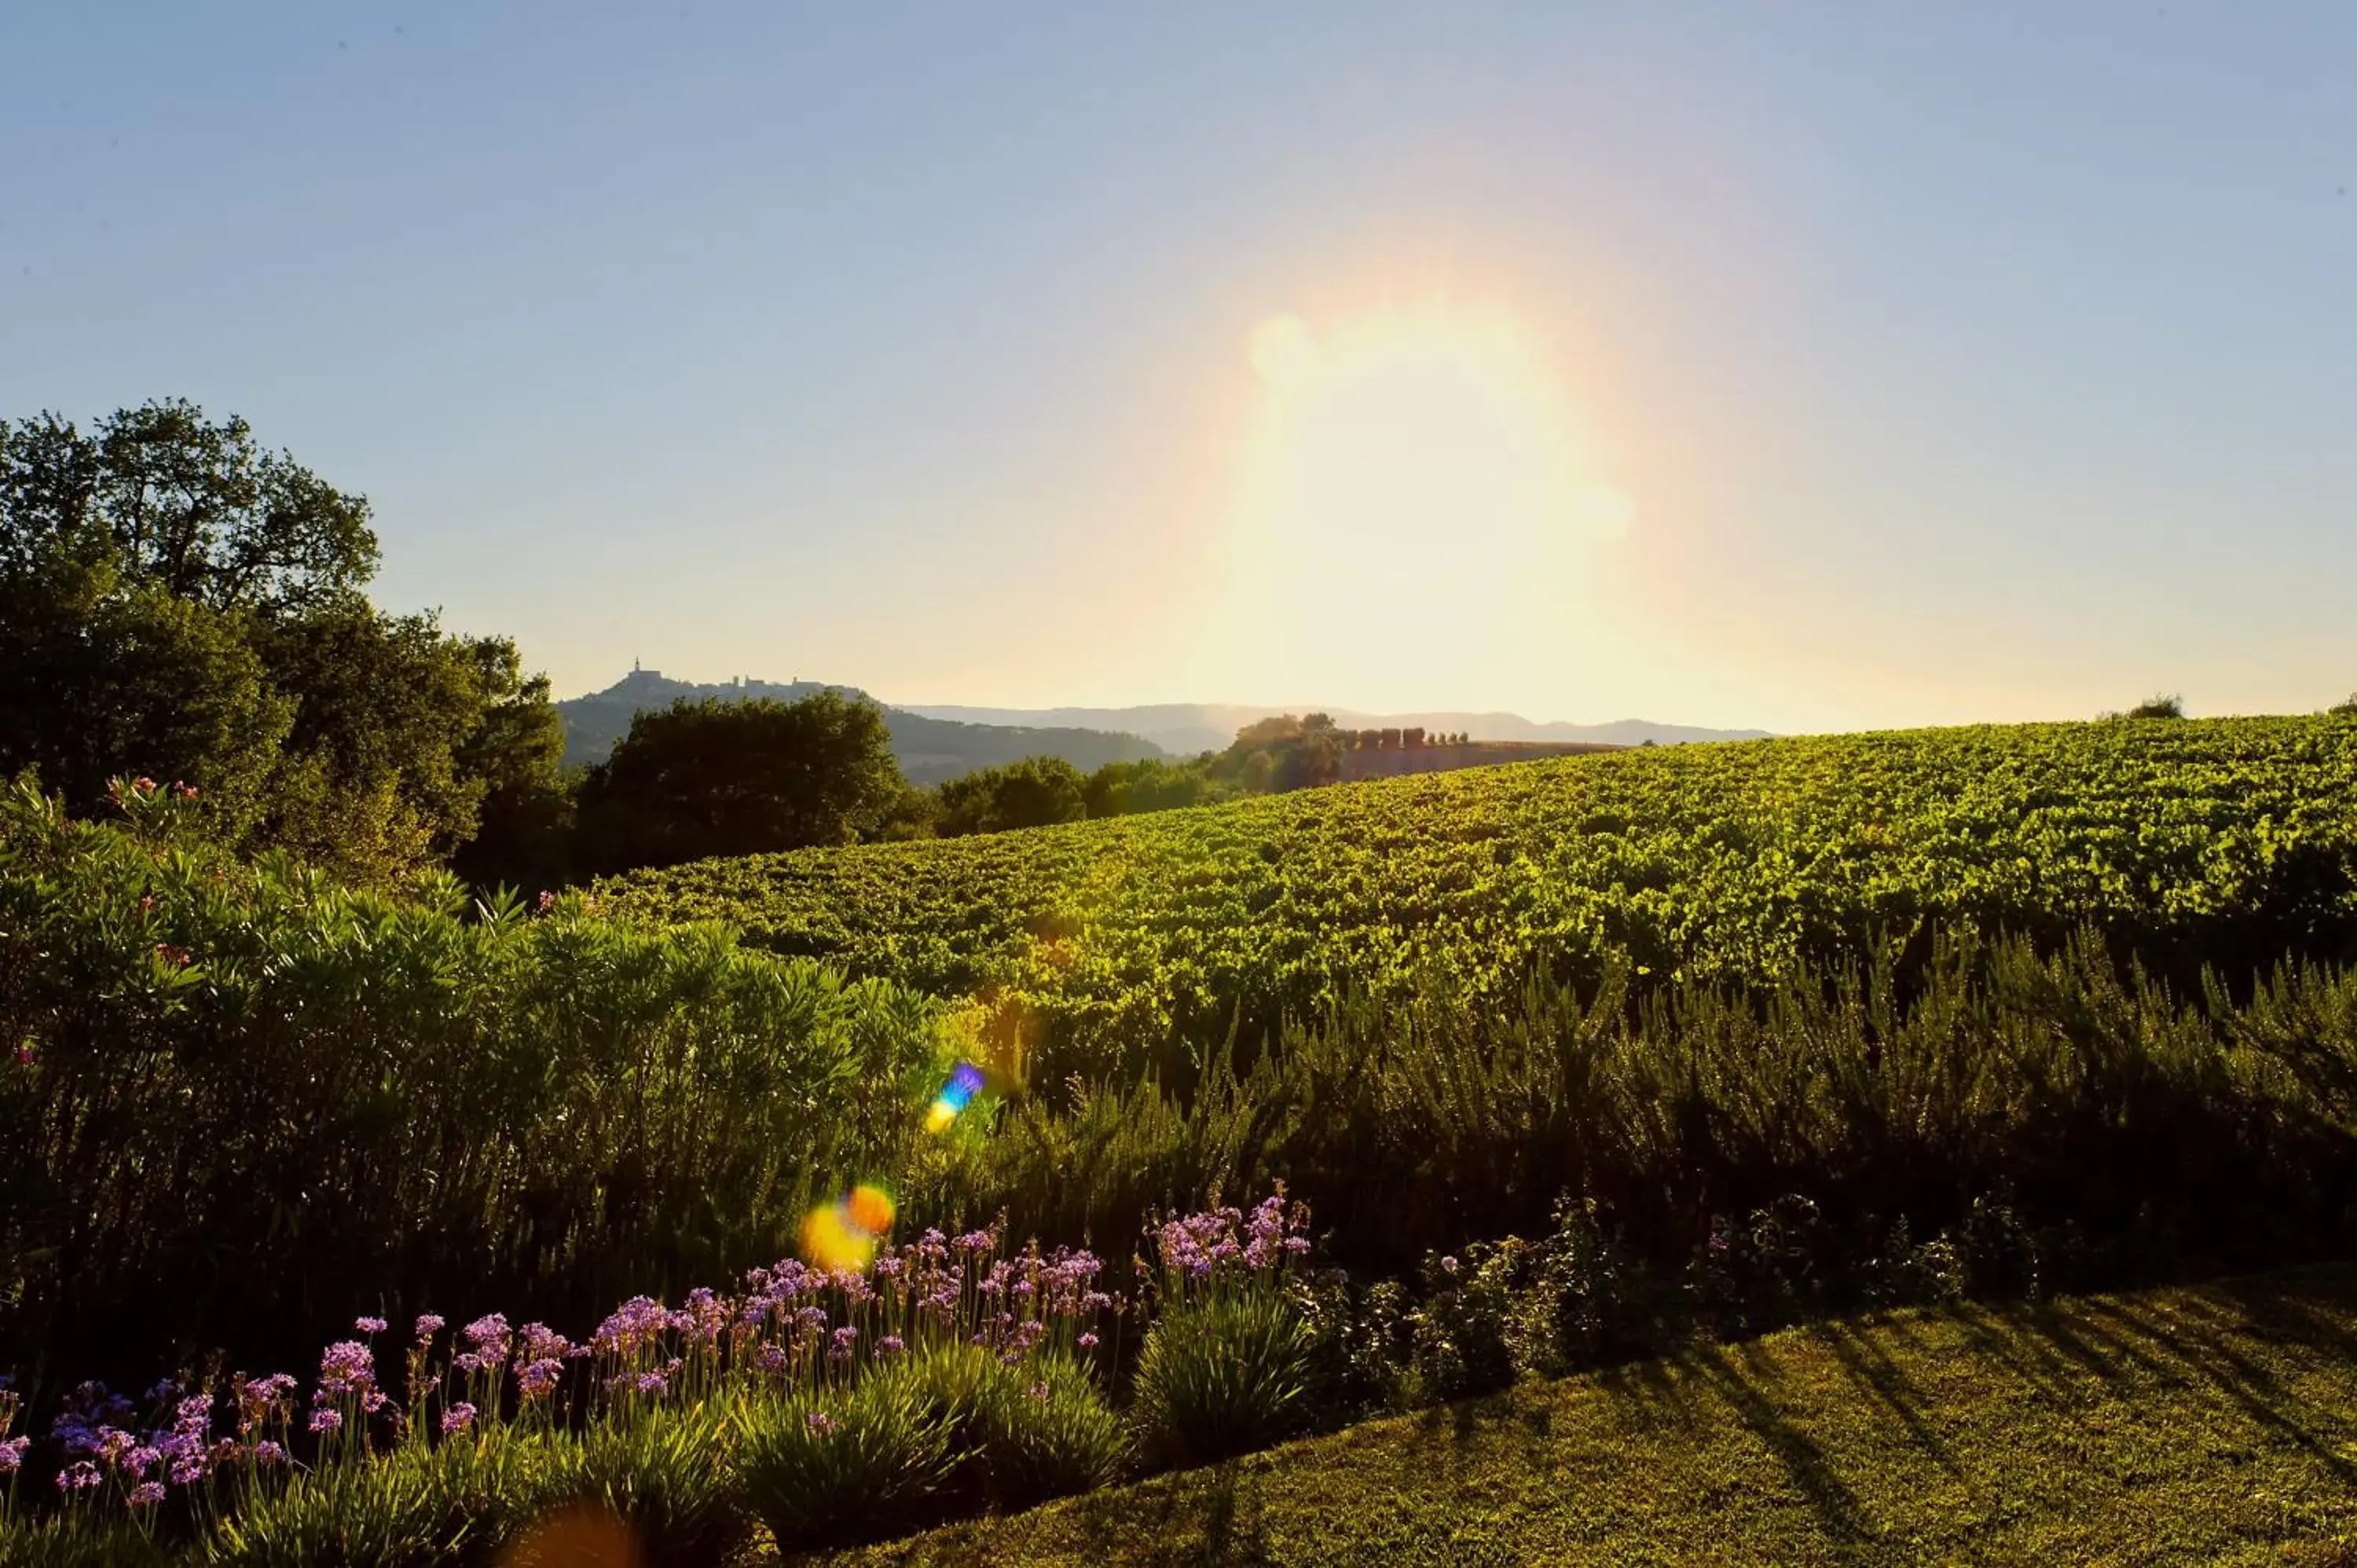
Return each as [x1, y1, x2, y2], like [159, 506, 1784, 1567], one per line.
[821, 1266, 2357, 1566]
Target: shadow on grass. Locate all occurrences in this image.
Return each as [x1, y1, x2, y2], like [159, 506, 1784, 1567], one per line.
[849, 1267, 2357, 1566]
[1812, 1317, 1959, 1473]
[856, 1463, 1275, 1568]
[1677, 1345, 1875, 1545]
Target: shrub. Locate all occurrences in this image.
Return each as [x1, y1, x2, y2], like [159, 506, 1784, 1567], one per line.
[962, 1352, 1126, 1510]
[0, 1517, 175, 1568]
[2332, 693, 2357, 716]
[203, 1438, 543, 1568]
[521, 1404, 746, 1568]
[735, 1376, 955, 1552]
[2121, 693, 2186, 719]
[1130, 1292, 1314, 1468]
[0, 776, 944, 1382]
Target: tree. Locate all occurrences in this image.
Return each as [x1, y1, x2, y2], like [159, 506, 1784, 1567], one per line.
[1084, 757, 1223, 819]
[2118, 694, 2186, 720]
[440, 639, 573, 892]
[3, 400, 562, 880]
[3, 401, 377, 616]
[0, 573, 292, 837]
[2330, 694, 2357, 717]
[575, 693, 904, 873]
[937, 756, 1088, 836]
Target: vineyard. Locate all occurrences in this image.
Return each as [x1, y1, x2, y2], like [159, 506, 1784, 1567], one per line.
[603, 716, 2357, 1079]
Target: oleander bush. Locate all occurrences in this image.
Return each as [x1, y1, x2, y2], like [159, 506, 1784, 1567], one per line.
[0, 775, 944, 1383]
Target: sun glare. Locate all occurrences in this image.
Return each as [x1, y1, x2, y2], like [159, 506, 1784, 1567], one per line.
[1202, 304, 1632, 712]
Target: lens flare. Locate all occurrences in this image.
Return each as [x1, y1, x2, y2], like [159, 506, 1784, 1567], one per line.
[500, 1504, 640, 1567]
[799, 1203, 874, 1272]
[801, 1181, 897, 1272]
[926, 1060, 987, 1133]
[845, 1182, 896, 1236]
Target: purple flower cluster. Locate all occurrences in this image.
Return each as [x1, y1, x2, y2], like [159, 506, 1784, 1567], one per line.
[0, 1187, 1316, 1522]
[1153, 1187, 1314, 1297]
[451, 1313, 511, 1375]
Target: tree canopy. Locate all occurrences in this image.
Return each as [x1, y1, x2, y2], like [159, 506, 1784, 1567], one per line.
[1, 399, 563, 881]
[574, 692, 906, 873]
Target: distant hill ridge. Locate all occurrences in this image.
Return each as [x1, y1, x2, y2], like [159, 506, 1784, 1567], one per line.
[554, 669, 1168, 785]
[903, 702, 1772, 755]
[557, 671, 1769, 783]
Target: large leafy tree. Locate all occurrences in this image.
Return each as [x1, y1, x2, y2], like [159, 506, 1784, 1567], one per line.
[2, 401, 376, 614]
[575, 693, 905, 873]
[0, 400, 563, 879]
[937, 755, 1089, 836]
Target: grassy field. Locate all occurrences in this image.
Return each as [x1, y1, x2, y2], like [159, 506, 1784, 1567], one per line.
[824, 1265, 2357, 1566]
[603, 717, 2357, 1079]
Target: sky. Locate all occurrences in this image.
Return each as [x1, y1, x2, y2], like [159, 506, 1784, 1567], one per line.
[3, 5, 2353, 735]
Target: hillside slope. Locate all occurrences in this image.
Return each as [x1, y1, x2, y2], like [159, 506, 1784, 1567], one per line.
[827, 1265, 2357, 1566]
[602, 716, 2357, 1075]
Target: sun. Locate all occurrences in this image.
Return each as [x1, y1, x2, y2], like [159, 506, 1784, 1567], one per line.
[1200, 302, 1632, 712]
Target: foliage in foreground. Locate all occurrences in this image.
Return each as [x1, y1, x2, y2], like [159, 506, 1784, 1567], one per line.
[0, 777, 942, 1382]
[603, 714, 2357, 1081]
[911, 923, 2357, 1293]
[0, 1200, 1287, 1564]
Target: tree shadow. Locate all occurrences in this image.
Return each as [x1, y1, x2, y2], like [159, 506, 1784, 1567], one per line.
[1675, 1344, 1875, 1546]
[1809, 1317, 1959, 1473]
[2069, 1292, 2357, 1486]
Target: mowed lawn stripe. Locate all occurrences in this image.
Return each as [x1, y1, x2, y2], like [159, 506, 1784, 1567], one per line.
[821, 1266, 2357, 1565]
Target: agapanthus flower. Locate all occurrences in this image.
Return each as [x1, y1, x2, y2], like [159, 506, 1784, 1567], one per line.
[252, 1441, 287, 1467]
[317, 1340, 385, 1412]
[592, 1297, 669, 1359]
[56, 1460, 101, 1492]
[463, 1313, 512, 1364]
[354, 1317, 387, 1335]
[877, 1335, 906, 1357]
[414, 1314, 446, 1340]
[515, 1358, 565, 1401]
[1078, 1332, 1099, 1349]
[0, 1436, 30, 1473]
[520, 1323, 574, 1364]
[805, 1411, 837, 1435]
[128, 1481, 167, 1507]
[441, 1402, 478, 1435]
[307, 1409, 343, 1434]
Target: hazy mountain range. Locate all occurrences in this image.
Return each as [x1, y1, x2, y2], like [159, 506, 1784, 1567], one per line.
[555, 670, 1771, 782]
[903, 704, 1772, 757]
[555, 670, 1164, 784]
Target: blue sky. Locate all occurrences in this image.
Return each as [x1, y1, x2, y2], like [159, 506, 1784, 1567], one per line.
[4, 5, 2352, 731]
